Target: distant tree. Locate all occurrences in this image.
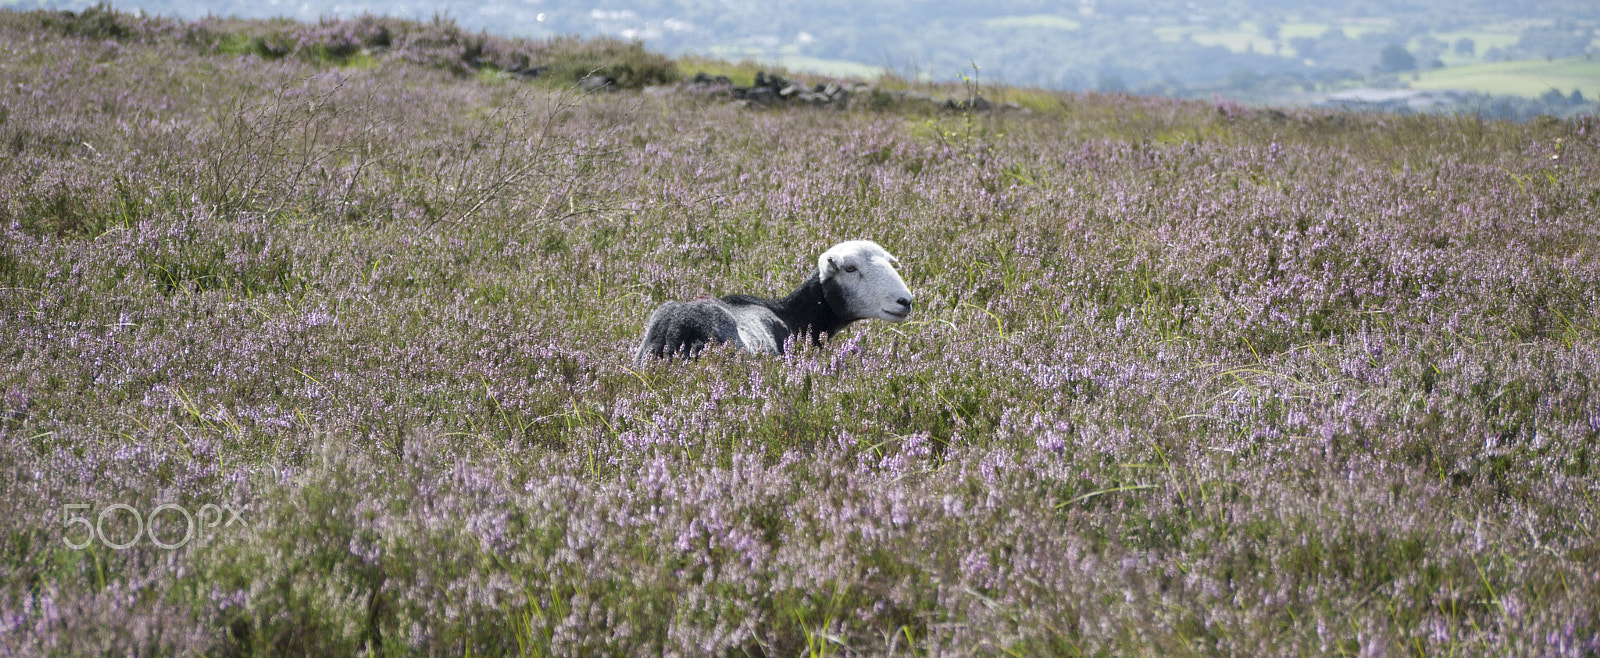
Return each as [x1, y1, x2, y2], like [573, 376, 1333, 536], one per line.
[1412, 35, 1446, 67]
[1379, 43, 1416, 72]
[1484, 47, 1507, 62]
[1541, 88, 1568, 106]
[1572, 89, 1585, 103]
[1515, 22, 1593, 59]
[1454, 37, 1475, 56]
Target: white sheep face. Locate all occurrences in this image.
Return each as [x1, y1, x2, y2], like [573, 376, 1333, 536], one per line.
[817, 240, 914, 323]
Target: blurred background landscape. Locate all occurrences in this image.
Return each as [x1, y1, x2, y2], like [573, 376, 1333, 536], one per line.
[7, 0, 1599, 117]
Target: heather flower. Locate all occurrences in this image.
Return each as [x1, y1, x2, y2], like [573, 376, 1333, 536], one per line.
[2, 7, 1598, 656]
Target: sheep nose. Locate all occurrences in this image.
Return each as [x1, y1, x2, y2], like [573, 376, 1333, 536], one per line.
[896, 297, 912, 310]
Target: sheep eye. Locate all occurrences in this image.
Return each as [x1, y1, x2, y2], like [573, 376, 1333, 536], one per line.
[844, 265, 858, 273]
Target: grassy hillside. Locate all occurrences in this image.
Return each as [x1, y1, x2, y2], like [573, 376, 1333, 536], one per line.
[1409, 57, 1600, 100]
[2, 7, 1599, 656]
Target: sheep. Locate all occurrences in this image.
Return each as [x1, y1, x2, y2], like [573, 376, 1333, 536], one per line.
[635, 240, 913, 363]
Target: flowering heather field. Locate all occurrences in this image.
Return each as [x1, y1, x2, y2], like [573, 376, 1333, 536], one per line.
[3, 8, 1599, 657]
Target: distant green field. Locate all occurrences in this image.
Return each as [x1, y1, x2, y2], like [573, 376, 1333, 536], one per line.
[984, 14, 1081, 31]
[703, 45, 886, 81]
[1152, 26, 1191, 42]
[1161, 20, 1389, 55]
[1154, 25, 1278, 53]
[768, 55, 884, 80]
[1410, 57, 1600, 99]
[1276, 22, 1329, 40]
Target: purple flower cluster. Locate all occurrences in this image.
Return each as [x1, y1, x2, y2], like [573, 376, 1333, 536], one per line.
[2, 8, 1599, 656]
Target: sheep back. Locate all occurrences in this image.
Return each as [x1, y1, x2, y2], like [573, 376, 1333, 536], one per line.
[633, 297, 788, 363]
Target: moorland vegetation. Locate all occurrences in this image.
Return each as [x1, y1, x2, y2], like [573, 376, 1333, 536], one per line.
[2, 6, 1598, 655]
